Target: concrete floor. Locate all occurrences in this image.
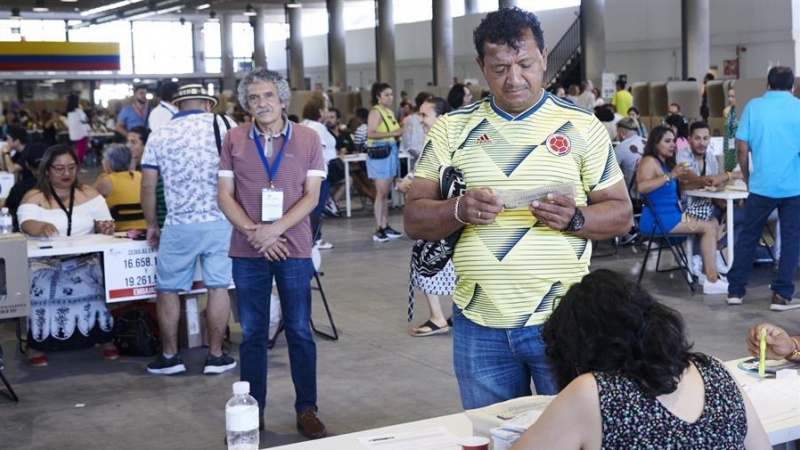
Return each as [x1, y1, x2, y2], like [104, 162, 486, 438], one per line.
[1, 207, 799, 449]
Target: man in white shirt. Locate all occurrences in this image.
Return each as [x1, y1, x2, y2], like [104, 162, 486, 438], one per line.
[576, 79, 597, 111]
[300, 94, 338, 246]
[614, 118, 644, 194]
[147, 82, 180, 132]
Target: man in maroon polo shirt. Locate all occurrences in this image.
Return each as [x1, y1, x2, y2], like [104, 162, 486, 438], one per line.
[217, 68, 327, 439]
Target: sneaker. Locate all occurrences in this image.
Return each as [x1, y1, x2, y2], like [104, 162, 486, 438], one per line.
[770, 292, 800, 311]
[146, 354, 186, 375]
[621, 232, 638, 245]
[323, 200, 341, 218]
[373, 229, 389, 243]
[727, 296, 744, 305]
[315, 239, 333, 250]
[296, 407, 327, 439]
[203, 352, 237, 374]
[715, 251, 728, 275]
[383, 226, 403, 239]
[702, 277, 729, 295]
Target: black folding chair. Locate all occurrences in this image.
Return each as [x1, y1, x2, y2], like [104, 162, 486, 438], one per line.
[0, 336, 18, 402]
[109, 203, 145, 223]
[309, 224, 338, 341]
[636, 194, 696, 291]
[269, 222, 339, 347]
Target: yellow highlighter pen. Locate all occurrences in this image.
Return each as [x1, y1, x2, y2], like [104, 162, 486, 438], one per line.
[758, 328, 767, 377]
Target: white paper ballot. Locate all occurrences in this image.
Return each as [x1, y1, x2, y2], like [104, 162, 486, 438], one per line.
[357, 426, 460, 450]
[494, 184, 575, 209]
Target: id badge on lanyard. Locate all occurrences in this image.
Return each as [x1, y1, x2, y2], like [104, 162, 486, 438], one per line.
[262, 188, 284, 222]
[253, 124, 291, 223]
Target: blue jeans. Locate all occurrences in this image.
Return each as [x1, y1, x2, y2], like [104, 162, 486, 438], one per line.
[233, 257, 317, 416]
[727, 193, 800, 299]
[452, 305, 558, 409]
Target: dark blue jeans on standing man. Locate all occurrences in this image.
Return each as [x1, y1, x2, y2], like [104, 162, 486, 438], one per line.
[233, 257, 317, 416]
[727, 192, 800, 300]
[452, 305, 558, 410]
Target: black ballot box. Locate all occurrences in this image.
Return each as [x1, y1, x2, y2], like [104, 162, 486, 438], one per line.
[0, 234, 30, 320]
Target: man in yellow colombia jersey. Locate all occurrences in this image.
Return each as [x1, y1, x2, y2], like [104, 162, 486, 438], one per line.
[404, 7, 632, 409]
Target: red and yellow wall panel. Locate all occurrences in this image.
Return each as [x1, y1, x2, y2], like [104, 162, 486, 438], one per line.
[0, 42, 120, 71]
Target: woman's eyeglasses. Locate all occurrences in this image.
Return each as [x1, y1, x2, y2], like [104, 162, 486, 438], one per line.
[50, 164, 78, 174]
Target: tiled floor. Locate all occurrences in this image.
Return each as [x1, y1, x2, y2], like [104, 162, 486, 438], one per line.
[1, 207, 798, 449]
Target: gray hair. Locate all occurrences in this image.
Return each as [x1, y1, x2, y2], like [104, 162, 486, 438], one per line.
[237, 67, 292, 109]
[103, 144, 132, 172]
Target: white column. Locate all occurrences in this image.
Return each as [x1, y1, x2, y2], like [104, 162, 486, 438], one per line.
[253, 6, 267, 68]
[287, 5, 305, 89]
[192, 20, 206, 73]
[220, 12, 236, 92]
[580, 0, 606, 91]
[376, 0, 396, 95]
[681, 0, 710, 80]
[432, 0, 453, 86]
[327, 0, 347, 90]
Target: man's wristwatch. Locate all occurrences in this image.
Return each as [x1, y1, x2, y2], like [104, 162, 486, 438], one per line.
[563, 208, 585, 233]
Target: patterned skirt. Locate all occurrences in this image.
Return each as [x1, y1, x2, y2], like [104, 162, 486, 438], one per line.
[27, 253, 114, 352]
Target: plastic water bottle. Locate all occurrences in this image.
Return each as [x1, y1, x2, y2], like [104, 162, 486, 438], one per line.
[0, 208, 12, 235]
[226, 381, 259, 450]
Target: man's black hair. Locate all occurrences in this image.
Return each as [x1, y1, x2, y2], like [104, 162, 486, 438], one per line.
[473, 7, 544, 62]
[6, 125, 28, 145]
[689, 121, 710, 136]
[159, 82, 180, 101]
[768, 66, 794, 91]
[329, 107, 342, 120]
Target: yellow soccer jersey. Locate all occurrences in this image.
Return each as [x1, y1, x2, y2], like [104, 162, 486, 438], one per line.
[415, 91, 623, 328]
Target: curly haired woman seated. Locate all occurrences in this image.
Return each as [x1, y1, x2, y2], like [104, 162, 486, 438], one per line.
[511, 270, 770, 450]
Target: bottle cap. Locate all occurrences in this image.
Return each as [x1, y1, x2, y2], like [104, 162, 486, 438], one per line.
[232, 381, 250, 395]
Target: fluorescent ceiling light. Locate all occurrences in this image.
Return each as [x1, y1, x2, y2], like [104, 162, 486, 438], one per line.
[61, 0, 79, 2]
[81, 0, 144, 17]
[196, 4, 211, 10]
[244, 4, 257, 16]
[286, 0, 302, 8]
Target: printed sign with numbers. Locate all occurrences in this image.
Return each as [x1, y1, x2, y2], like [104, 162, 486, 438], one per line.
[103, 240, 158, 303]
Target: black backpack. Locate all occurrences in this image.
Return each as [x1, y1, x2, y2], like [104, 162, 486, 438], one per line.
[113, 309, 161, 356]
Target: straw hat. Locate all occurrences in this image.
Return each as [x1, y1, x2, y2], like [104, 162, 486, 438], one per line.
[171, 84, 219, 107]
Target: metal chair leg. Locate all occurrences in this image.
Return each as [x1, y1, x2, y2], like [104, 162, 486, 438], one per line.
[0, 343, 19, 403]
[310, 271, 338, 341]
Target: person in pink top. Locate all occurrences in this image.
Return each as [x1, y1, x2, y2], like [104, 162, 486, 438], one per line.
[217, 68, 327, 440]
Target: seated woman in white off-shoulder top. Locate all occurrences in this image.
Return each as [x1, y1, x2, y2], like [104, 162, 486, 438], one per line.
[17, 145, 118, 367]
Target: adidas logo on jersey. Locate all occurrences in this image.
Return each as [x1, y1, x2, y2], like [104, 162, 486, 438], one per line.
[475, 133, 493, 144]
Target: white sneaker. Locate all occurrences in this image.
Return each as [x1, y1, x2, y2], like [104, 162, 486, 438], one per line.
[727, 296, 743, 305]
[315, 239, 333, 250]
[703, 277, 729, 295]
[715, 251, 728, 275]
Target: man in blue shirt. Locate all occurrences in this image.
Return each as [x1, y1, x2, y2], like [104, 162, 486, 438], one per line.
[115, 84, 150, 137]
[726, 66, 800, 311]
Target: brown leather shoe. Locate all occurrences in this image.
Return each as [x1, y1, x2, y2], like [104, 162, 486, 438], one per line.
[296, 407, 327, 439]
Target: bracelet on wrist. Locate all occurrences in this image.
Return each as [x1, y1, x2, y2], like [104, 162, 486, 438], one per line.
[786, 337, 800, 360]
[454, 196, 468, 225]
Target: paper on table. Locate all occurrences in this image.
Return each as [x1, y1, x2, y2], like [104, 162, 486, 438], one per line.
[740, 377, 800, 425]
[357, 426, 460, 450]
[500, 409, 545, 433]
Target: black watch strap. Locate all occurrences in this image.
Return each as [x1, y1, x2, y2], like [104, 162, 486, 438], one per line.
[563, 208, 585, 232]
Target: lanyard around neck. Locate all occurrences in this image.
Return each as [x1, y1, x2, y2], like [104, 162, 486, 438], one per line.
[51, 184, 76, 236]
[252, 123, 291, 188]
